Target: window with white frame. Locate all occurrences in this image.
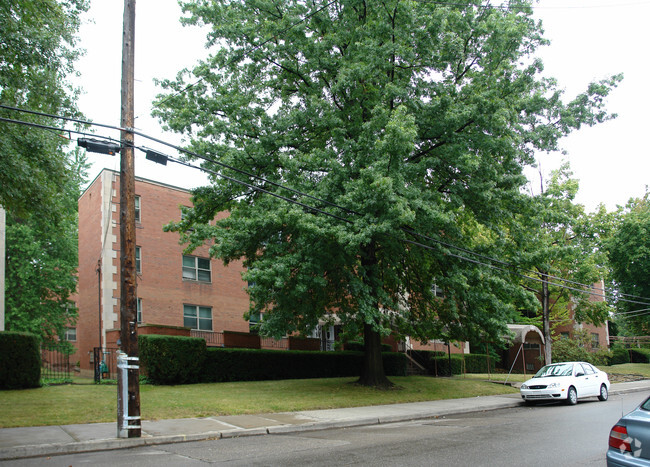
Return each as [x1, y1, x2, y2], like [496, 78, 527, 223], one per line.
[183, 304, 213, 330]
[182, 255, 211, 282]
[137, 298, 142, 323]
[134, 196, 141, 223]
[135, 246, 141, 274]
[64, 327, 77, 342]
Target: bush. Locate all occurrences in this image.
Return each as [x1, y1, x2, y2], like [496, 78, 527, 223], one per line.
[202, 348, 408, 382]
[345, 341, 392, 352]
[609, 346, 630, 365]
[629, 348, 650, 364]
[412, 351, 492, 376]
[139, 335, 206, 385]
[551, 337, 611, 366]
[0, 331, 41, 389]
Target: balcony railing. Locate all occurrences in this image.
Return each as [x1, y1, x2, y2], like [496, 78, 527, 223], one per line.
[261, 337, 288, 350]
[190, 330, 224, 347]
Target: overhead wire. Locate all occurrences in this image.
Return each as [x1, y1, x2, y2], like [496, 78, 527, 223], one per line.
[3, 104, 650, 310]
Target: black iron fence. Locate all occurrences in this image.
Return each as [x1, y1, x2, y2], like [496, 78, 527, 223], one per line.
[93, 347, 120, 383]
[40, 345, 73, 380]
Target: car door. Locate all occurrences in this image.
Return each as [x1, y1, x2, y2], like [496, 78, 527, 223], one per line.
[578, 363, 599, 396]
[572, 363, 592, 398]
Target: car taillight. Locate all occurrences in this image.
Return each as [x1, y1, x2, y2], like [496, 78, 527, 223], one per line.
[609, 425, 632, 452]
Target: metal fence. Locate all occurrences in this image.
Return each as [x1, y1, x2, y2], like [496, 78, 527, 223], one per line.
[93, 347, 120, 383]
[40, 346, 73, 380]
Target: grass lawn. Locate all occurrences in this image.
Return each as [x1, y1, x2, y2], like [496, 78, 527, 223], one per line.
[0, 376, 519, 428]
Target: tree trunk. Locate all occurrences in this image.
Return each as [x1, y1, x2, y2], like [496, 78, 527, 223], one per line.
[357, 323, 394, 388]
[542, 272, 552, 365]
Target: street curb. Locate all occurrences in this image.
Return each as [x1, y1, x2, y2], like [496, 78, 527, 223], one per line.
[1, 385, 647, 461]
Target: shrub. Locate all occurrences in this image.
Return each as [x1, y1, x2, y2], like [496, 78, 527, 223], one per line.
[202, 348, 407, 382]
[629, 348, 650, 364]
[139, 335, 206, 385]
[0, 331, 41, 389]
[609, 346, 630, 365]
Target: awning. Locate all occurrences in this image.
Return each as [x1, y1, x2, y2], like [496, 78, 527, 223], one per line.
[506, 324, 545, 345]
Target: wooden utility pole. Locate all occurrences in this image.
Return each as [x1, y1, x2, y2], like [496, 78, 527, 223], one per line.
[117, 0, 140, 438]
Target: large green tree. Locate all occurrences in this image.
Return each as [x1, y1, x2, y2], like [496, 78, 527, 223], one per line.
[1, 0, 89, 346]
[156, 0, 619, 387]
[606, 194, 650, 335]
[5, 152, 88, 349]
[0, 0, 88, 218]
[514, 164, 612, 364]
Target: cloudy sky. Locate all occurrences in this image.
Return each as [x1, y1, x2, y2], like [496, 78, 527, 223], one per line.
[73, 0, 650, 213]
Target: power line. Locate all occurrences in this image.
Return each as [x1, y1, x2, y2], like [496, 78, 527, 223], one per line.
[3, 106, 650, 309]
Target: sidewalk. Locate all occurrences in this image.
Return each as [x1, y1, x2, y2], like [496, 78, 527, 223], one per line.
[1, 380, 649, 461]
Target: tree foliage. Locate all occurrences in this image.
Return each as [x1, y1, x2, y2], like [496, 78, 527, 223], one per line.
[606, 193, 650, 335]
[5, 152, 88, 350]
[513, 164, 613, 363]
[0, 0, 88, 218]
[156, 0, 619, 386]
[1, 0, 89, 348]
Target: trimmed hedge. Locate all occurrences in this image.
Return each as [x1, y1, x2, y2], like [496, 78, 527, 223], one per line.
[0, 331, 41, 389]
[629, 348, 650, 364]
[415, 351, 492, 376]
[139, 335, 407, 384]
[345, 341, 393, 352]
[202, 348, 407, 383]
[609, 347, 631, 365]
[139, 335, 206, 385]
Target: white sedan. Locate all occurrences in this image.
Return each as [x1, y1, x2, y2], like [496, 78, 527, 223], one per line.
[520, 361, 610, 405]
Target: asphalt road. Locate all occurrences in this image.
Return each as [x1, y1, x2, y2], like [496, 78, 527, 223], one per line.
[3, 392, 645, 467]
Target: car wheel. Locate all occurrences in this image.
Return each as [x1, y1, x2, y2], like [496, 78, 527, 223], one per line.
[598, 384, 608, 401]
[566, 386, 578, 405]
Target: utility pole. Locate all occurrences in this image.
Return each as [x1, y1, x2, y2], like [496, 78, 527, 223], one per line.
[117, 0, 141, 438]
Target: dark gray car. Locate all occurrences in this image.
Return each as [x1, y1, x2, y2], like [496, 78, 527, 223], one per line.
[608, 395, 650, 466]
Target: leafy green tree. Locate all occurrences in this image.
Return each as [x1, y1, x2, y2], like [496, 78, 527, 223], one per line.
[5, 151, 88, 350]
[1, 0, 89, 348]
[514, 164, 613, 364]
[606, 193, 650, 335]
[156, 0, 619, 387]
[0, 0, 88, 218]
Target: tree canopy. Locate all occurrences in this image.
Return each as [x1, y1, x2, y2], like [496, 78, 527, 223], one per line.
[1, 0, 89, 346]
[0, 0, 88, 218]
[607, 194, 650, 335]
[513, 164, 612, 363]
[155, 0, 620, 386]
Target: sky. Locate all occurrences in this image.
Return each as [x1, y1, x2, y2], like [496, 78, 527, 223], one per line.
[73, 0, 650, 213]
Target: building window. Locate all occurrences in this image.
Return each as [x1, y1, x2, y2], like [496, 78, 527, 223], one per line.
[182, 255, 211, 282]
[523, 343, 540, 350]
[560, 332, 570, 340]
[432, 283, 444, 298]
[137, 298, 142, 323]
[135, 246, 141, 274]
[249, 310, 263, 333]
[134, 196, 141, 223]
[64, 327, 77, 342]
[591, 333, 600, 349]
[183, 304, 212, 330]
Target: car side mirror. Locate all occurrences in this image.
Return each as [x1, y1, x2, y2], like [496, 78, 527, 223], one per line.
[576, 372, 585, 377]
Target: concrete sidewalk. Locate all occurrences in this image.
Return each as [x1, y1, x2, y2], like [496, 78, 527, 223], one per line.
[1, 380, 649, 461]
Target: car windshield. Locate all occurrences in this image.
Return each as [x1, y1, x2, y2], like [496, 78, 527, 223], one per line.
[534, 363, 573, 378]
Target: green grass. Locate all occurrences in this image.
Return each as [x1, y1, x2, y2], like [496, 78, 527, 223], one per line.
[0, 376, 519, 428]
[606, 363, 650, 377]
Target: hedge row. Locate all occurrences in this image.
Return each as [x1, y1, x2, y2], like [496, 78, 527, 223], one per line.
[139, 335, 407, 385]
[411, 350, 493, 376]
[609, 347, 631, 365]
[0, 332, 41, 389]
[629, 348, 650, 364]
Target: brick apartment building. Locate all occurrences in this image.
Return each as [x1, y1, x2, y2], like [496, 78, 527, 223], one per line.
[73, 169, 250, 372]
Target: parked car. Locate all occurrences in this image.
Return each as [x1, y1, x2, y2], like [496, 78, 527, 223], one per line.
[607, 395, 650, 466]
[520, 361, 610, 405]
